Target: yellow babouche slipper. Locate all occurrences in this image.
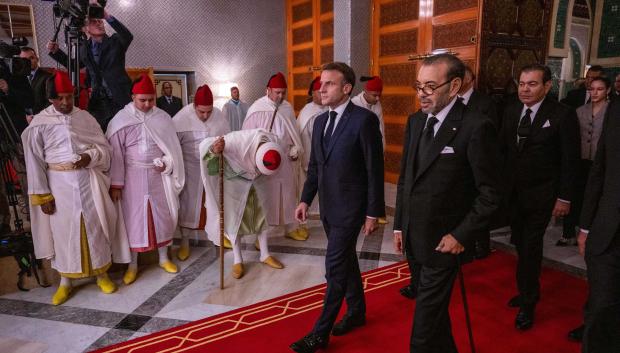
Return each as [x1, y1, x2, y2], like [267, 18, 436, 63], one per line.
[96, 275, 117, 294]
[159, 260, 178, 274]
[262, 256, 284, 269]
[296, 227, 309, 240]
[285, 228, 307, 241]
[52, 285, 72, 305]
[177, 245, 190, 261]
[223, 236, 232, 249]
[123, 268, 138, 285]
[377, 217, 388, 225]
[231, 263, 244, 279]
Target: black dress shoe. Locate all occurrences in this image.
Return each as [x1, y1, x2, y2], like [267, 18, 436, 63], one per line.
[515, 309, 534, 330]
[567, 324, 584, 342]
[508, 294, 539, 308]
[508, 295, 521, 308]
[474, 240, 490, 259]
[290, 333, 329, 353]
[331, 314, 366, 336]
[399, 285, 417, 300]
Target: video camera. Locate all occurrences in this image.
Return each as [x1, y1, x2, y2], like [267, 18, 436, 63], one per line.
[0, 38, 31, 78]
[53, 0, 107, 30]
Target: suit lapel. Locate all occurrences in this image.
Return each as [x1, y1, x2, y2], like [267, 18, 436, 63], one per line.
[530, 98, 552, 136]
[324, 101, 354, 160]
[413, 103, 463, 182]
[404, 112, 426, 191]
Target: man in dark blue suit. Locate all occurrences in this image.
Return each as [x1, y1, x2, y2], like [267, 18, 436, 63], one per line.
[290, 62, 385, 353]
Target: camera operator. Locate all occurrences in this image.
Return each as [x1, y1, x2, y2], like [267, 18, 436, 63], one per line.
[1, 46, 34, 231]
[47, 1, 133, 131]
[20, 47, 53, 122]
[1, 62, 34, 135]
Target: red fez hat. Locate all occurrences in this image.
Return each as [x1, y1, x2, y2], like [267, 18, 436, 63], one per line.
[194, 85, 213, 106]
[362, 76, 383, 92]
[267, 72, 287, 89]
[53, 70, 74, 94]
[132, 74, 155, 95]
[312, 76, 321, 91]
[255, 142, 283, 175]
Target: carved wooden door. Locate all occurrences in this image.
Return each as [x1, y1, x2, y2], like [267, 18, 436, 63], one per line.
[286, 0, 334, 115]
[478, 0, 553, 99]
[371, 0, 481, 183]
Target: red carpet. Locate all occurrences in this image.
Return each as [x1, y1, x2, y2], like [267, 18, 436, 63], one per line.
[93, 251, 587, 353]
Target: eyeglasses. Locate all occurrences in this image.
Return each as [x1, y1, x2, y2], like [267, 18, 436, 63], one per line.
[413, 80, 452, 95]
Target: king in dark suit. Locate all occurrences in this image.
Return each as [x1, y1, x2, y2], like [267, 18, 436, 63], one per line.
[500, 64, 580, 330]
[578, 99, 620, 353]
[394, 54, 500, 353]
[290, 62, 385, 353]
[156, 81, 183, 117]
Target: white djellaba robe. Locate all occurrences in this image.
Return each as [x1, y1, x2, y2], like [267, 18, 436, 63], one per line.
[352, 91, 385, 148]
[106, 104, 185, 251]
[199, 129, 279, 245]
[172, 104, 230, 229]
[221, 99, 250, 131]
[22, 106, 130, 273]
[242, 96, 303, 226]
[297, 101, 327, 214]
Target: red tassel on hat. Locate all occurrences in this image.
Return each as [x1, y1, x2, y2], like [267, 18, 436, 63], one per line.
[262, 149, 281, 171]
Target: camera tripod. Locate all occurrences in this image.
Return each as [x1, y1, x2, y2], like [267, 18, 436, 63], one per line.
[0, 101, 49, 291]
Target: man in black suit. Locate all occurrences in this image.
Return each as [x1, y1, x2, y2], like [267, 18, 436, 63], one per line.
[156, 81, 183, 117]
[47, 4, 133, 131]
[19, 47, 52, 119]
[394, 54, 500, 353]
[500, 64, 580, 330]
[561, 65, 604, 109]
[457, 65, 499, 260]
[290, 62, 384, 353]
[577, 99, 620, 353]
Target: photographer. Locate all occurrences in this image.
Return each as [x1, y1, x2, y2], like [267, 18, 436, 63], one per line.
[20, 47, 53, 121]
[1, 61, 34, 135]
[47, 1, 133, 131]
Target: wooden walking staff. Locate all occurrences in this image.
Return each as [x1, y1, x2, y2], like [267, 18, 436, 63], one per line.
[218, 147, 225, 289]
[268, 99, 282, 132]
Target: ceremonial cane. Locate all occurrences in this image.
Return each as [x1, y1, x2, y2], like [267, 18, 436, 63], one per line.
[268, 100, 282, 132]
[219, 153, 225, 289]
[457, 256, 476, 353]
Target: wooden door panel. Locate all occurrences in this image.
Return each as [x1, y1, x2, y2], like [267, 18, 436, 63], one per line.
[479, 0, 553, 98]
[287, 0, 333, 115]
[372, 0, 481, 183]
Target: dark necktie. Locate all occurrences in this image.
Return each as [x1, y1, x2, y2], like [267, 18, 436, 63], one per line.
[415, 116, 439, 171]
[28, 73, 34, 84]
[457, 96, 465, 105]
[167, 97, 172, 105]
[92, 41, 101, 64]
[323, 111, 337, 151]
[517, 108, 532, 151]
